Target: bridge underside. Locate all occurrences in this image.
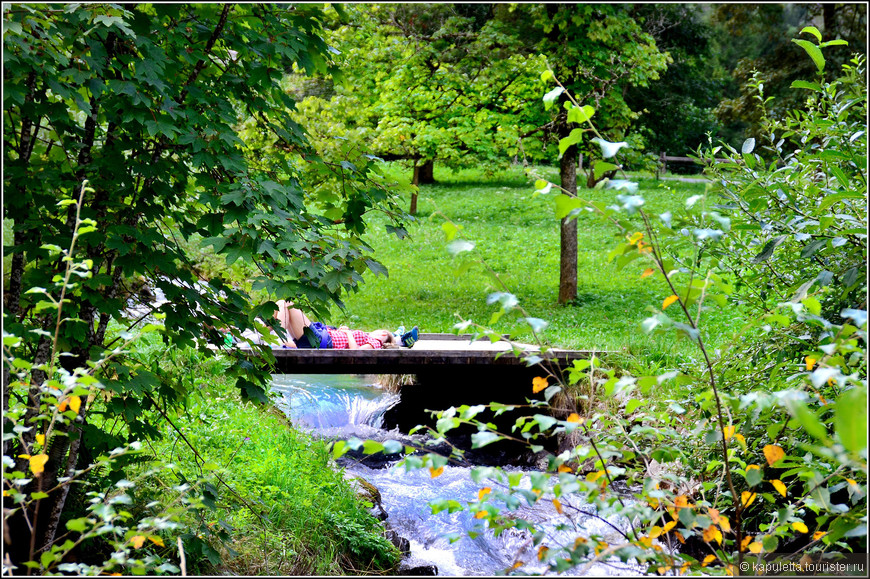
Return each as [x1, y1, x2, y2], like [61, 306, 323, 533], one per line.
[264, 335, 603, 433]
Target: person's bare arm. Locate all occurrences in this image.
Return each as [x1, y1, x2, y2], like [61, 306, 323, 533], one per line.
[346, 330, 373, 349]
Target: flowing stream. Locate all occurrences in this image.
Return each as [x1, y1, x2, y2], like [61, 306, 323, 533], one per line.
[270, 374, 642, 576]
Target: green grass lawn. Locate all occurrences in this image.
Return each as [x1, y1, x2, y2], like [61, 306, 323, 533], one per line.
[334, 164, 745, 368]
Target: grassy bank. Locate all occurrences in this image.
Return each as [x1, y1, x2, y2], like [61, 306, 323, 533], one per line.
[123, 337, 399, 575]
[336, 164, 744, 369]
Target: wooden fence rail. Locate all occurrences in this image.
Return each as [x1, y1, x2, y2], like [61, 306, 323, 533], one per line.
[657, 152, 734, 178]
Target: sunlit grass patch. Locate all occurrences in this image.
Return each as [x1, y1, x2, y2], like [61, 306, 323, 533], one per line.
[338, 164, 745, 367]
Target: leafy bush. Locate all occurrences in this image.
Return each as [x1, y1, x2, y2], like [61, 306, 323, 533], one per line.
[340, 30, 866, 575]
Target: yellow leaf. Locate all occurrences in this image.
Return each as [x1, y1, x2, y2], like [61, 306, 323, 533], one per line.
[719, 516, 732, 534]
[586, 470, 605, 483]
[148, 536, 165, 547]
[663, 520, 677, 533]
[805, 356, 816, 371]
[741, 491, 757, 507]
[69, 395, 81, 414]
[474, 510, 487, 519]
[740, 536, 752, 552]
[566, 413, 584, 424]
[557, 465, 572, 473]
[131, 535, 146, 549]
[846, 478, 858, 487]
[637, 536, 653, 548]
[702, 555, 716, 567]
[641, 268, 655, 279]
[813, 531, 827, 540]
[763, 444, 785, 466]
[553, 499, 563, 514]
[771, 479, 787, 497]
[792, 521, 809, 533]
[572, 536, 587, 549]
[662, 295, 679, 310]
[429, 466, 444, 478]
[58, 399, 69, 412]
[649, 525, 663, 539]
[628, 231, 644, 244]
[734, 433, 746, 447]
[509, 561, 524, 571]
[29, 454, 49, 476]
[702, 524, 722, 544]
[532, 376, 548, 393]
[657, 566, 672, 575]
[35, 434, 45, 446]
[708, 508, 721, 524]
[674, 531, 685, 544]
[722, 425, 735, 441]
[749, 541, 763, 553]
[18, 454, 31, 460]
[725, 564, 737, 576]
[647, 497, 660, 509]
[674, 495, 690, 509]
[746, 464, 761, 471]
[478, 487, 491, 501]
[537, 546, 549, 561]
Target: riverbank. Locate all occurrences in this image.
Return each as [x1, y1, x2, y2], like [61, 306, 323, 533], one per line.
[136, 341, 401, 575]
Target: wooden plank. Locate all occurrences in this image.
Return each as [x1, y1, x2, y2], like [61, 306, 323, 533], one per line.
[265, 341, 602, 374]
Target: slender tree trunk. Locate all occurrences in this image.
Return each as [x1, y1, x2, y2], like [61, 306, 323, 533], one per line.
[558, 145, 578, 304]
[410, 160, 435, 215]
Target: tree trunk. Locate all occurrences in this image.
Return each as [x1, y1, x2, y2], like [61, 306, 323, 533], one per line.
[410, 160, 435, 215]
[558, 145, 578, 304]
[415, 159, 435, 184]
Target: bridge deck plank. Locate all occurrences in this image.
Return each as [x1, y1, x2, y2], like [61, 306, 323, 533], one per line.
[261, 334, 602, 374]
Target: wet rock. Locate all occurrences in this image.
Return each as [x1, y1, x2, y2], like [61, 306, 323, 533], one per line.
[398, 563, 438, 575]
[345, 474, 388, 521]
[384, 525, 410, 555]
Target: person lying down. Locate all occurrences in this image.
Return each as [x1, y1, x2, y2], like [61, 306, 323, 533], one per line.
[274, 300, 418, 349]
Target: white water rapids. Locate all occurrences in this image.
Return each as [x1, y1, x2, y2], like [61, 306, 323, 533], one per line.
[270, 374, 644, 576]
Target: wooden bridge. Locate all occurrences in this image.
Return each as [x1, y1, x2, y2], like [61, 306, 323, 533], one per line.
[267, 333, 598, 375]
[264, 334, 604, 436]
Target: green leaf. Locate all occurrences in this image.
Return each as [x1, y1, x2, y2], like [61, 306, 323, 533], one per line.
[791, 80, 822, 92]
[567, 105, 595, 124]
[447, 240, 475, 256]
[542, 86, 564, 110]
[802, 296, 822, 316]
[593, 160, 618, 181]
[471, 431, 501, 448]
[554, 194, 582, 220]
[792, 39, 825, 72]
[540, 69, 554, 82]
[382, 439, 404, 454]
[558, 128, 584, 157]
[835, 387, 867, 453]
[66, 518, 89, 533]
[799, 26, 823, 42]
[784, 397, 829, 442]
[745, 468, 764, 487]
[362, 440, 384, 455]
[800, 238, 827, 259]
[752, 236, 788, 264]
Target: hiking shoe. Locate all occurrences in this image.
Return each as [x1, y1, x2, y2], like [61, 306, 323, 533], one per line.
[401, 326, 418, 348]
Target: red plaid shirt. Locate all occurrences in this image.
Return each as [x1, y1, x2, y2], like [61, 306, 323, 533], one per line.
[327, 328, 383, 349]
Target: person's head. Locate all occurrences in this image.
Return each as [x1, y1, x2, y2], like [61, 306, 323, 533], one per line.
[368, 329, 397, 348]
